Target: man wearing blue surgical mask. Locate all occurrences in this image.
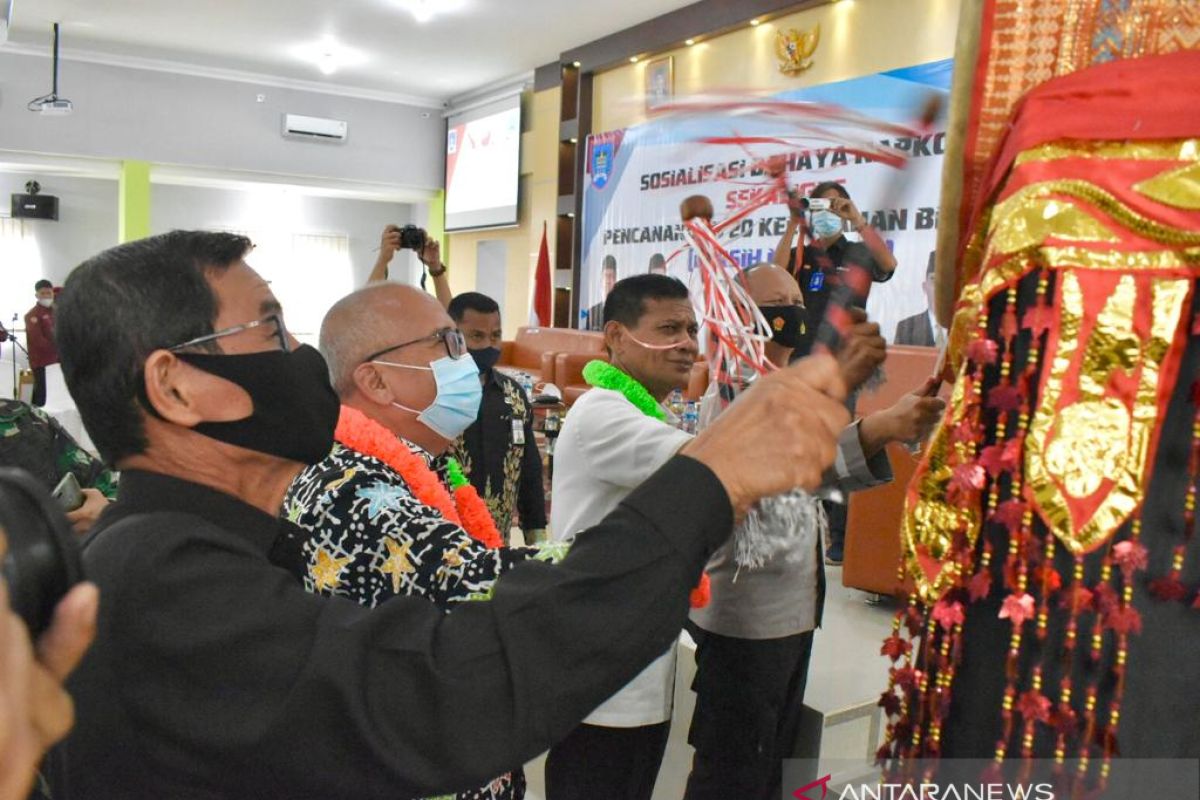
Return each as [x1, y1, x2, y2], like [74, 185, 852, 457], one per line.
[772, 181, 898, 565]
[772, 182, 898, 362]
[275, 283, 566, 800]
[446, 291, 547, 545]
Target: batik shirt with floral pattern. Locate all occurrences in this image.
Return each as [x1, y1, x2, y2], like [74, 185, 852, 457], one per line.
[449, 368, 546, 540]
[272, 440, 569, 800]
[0, 399, 117, 498]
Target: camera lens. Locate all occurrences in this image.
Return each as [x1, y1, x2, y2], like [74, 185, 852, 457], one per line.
[0, 468, 84, 637]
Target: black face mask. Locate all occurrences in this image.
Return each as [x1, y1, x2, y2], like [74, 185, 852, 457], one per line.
[174, 344, 340, 465]
[469, 346, 501, 373]
[760, 305, 805, 350]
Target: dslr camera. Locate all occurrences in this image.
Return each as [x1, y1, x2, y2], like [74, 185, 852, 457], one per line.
[786, 191, 832, 215]
[0, 468, 84, 637]
[397, 224, 427, 252]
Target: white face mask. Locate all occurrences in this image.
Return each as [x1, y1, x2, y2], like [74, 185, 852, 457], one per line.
[37, 298, 53, 308]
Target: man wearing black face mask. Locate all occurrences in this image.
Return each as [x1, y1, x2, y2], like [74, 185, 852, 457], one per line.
[446, 292, 546, 544]
[48, 231, 855, 799]
[685, 263, 945, 800]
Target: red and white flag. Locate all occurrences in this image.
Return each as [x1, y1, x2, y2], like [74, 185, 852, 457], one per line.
[530, 221, 552, 327]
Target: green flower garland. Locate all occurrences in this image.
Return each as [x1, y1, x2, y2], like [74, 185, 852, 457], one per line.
[580, 359, 710, 609]
[443, 457, 469, 490]
[581, 360, 666, 421]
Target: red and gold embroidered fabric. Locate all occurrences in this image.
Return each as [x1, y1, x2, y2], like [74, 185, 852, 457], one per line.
[880, 46, 1200, 787]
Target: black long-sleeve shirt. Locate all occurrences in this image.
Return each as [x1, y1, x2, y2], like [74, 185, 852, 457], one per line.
[786, 235, 892, 356]
[51, 458, 730, 799]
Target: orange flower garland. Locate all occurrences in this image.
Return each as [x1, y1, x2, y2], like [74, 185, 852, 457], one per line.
[334, 405, 503, 549]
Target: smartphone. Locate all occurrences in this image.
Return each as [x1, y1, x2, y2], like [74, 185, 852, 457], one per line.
[52, 472, 85, 512]
[807, 197, 832, 212]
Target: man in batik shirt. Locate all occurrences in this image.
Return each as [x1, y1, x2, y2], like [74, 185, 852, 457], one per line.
[272, 283, 566, 800]
[446, 292, 546, 545]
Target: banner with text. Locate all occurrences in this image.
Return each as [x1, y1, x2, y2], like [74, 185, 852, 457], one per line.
[579, 60, 952, 345]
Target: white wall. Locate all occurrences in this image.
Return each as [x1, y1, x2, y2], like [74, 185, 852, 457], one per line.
[0, 173, 117, 325]
[0, 173, 117, 281]
[0, 172, 421, 341]
[151, 183, 418, 340]
[0, 52, 444, 190]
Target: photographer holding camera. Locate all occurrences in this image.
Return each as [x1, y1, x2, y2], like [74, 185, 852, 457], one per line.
[369, 224, 452, 310]
[772, 181, 897, 567]
[773, 183, 897, 355]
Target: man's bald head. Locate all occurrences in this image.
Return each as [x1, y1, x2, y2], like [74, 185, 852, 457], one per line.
[320, 283, 450, 398]
[744, 262, 802, 307]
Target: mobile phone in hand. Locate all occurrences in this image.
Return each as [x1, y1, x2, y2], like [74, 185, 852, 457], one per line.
[52, 472, 84, 512]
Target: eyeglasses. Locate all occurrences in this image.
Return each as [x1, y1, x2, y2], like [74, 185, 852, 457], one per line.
[168, 313, 291, 354]
[364, 326, 467, 363]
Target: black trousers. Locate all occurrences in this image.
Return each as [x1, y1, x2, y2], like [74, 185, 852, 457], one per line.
[824, 498, 848, 556]
[544, 720, 671, 800]
[683, 627, 815, 800]
[31, 366, 46, 407]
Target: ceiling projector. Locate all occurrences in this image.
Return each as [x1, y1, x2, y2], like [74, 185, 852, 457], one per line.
[27, 22, 74, 116]
[32, 97, 74, 115]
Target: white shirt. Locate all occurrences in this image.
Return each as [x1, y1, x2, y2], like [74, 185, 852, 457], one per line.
[929, 309, 948, 349]
[550, 387, 693, 727]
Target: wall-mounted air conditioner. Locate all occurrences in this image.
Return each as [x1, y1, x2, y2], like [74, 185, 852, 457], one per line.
[281, 114, 348, 143]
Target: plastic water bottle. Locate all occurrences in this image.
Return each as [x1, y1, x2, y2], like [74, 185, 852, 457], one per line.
[667, 389, 685, 417]
[682, 401, 699, 435]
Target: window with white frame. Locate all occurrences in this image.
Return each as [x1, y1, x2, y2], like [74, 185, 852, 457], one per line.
[217, 229, 352, 348]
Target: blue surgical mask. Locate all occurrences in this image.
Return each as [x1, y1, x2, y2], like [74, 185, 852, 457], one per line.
[811, 209, 843, 240]
[373, 354, 483, 440]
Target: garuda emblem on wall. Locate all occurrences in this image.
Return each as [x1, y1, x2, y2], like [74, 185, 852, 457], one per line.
[775, 24, 820, 76]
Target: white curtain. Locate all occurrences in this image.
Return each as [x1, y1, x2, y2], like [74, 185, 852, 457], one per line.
[0, 218, 43, 331]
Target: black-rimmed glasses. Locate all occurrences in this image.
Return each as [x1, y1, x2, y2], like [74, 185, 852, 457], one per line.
[364, 327, 467, 363]
[168, 313, 291, 354]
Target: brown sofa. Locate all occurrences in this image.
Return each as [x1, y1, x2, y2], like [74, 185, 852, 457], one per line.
[841, 345, 941, 596]
[496, 326, 605, 385]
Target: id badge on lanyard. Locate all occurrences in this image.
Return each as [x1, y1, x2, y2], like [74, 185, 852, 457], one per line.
[809, 271, 825, 292]
[511, 418, 525, 445]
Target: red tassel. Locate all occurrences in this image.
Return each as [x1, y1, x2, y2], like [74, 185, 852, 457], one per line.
[689, 573, 711, 608]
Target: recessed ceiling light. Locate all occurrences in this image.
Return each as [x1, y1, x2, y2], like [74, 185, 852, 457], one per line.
[629, 56, 638, 63]
[685, 38, 695, 46]
[572, 60, 581, 68]
[290, 39, 366, 76]
[392, 0, 468, 24]
[750, 18, 761, 26]
[569, 137, 578, 144]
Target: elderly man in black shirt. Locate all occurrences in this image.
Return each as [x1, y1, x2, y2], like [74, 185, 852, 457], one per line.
[48, 231, 851, 799]
[447, 291, 546, 542]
